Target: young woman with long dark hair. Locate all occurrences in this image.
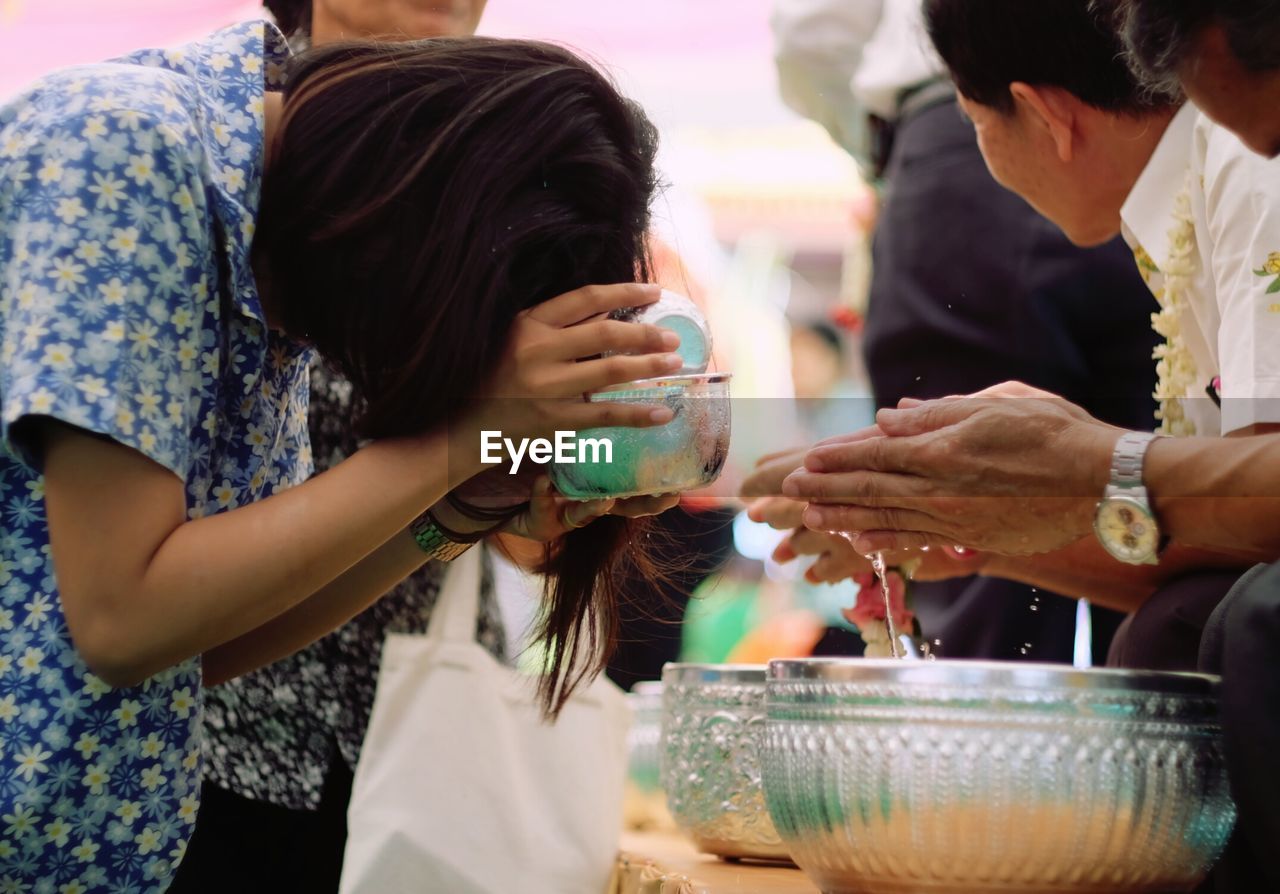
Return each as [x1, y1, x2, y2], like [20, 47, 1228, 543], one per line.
[169, 3, 680, 889]
[0, 19, 672, 891]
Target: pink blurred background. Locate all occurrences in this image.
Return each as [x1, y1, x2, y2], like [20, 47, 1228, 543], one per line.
[0, 0, 869, 366]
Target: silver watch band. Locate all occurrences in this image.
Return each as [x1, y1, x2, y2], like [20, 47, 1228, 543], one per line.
[1110, 431, 1160, 490]
[409, 510, 478, 562]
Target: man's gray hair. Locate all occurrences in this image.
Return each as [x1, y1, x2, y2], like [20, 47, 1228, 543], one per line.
[1096, 0, 1280, 99]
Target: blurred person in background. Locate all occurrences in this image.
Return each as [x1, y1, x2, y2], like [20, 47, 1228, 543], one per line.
[765, 0, 1164, 664]
[790, 315, 870, 442]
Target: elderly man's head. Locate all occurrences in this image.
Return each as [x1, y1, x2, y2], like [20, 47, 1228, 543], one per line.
[1103, 0, 1280, 158]
[923, 0, 1177, 247]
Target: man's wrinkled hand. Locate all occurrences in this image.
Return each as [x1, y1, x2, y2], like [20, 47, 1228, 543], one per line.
[781, 383, 1120, 556]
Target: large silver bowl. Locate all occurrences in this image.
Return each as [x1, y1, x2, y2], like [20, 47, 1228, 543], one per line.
[660, 663, 791, 861]
[762, 659, 1236, 893]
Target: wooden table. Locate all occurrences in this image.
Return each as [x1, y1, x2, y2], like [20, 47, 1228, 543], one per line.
[611, 831, 821, 894]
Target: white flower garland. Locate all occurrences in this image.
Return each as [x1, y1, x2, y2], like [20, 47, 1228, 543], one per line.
[857, 621, 895, 659]
[1148, 172, 1199, 437]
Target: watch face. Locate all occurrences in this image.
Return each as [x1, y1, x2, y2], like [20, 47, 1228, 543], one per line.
[1095, 496, 1160, 563]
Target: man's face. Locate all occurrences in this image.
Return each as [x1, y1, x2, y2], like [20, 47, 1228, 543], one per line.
[957, 93, 1123, 247]
[1181, 25, 1280, 159]
[316, 0, 488, 41]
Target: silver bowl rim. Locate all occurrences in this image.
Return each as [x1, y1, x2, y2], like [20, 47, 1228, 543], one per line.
[767, 658, 1219, 696]
[662, 662, 768, 685]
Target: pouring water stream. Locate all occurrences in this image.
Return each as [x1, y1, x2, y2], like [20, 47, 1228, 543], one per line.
[869, 551, 902, 659]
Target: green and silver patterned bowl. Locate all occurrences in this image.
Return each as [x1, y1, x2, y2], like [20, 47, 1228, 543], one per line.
[549, 372, 730, 500]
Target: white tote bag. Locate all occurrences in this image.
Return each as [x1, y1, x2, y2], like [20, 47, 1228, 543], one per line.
[339, 548, 632, 894]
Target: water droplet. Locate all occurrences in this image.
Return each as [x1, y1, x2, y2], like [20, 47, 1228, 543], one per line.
[914, 376, 922, 382]
[1029, 604, 1039, 612]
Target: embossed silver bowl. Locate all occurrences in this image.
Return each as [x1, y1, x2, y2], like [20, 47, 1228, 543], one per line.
[763, 659, 1236, 894]
[627, 681, 664, 794]
[660, 663, 791, 861]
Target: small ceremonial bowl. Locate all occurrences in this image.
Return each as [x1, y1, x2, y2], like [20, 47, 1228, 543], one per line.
[609, 289, 712, 376]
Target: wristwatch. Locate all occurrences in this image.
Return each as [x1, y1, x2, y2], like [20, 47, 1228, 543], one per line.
[1093, 431, 1165, 565]
[409, 509, 482, 562]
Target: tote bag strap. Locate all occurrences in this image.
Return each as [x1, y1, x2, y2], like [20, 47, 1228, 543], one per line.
[424, 544, 484, 643]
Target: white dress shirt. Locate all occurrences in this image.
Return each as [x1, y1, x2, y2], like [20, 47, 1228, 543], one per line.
[772, 0, 944, 162]
[1121, 103, 1280, 436]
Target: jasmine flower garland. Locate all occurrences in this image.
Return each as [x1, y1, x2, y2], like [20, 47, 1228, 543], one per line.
[1150, 173, 1199, 438]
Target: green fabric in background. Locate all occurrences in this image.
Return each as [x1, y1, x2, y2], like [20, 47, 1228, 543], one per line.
[679, 576, 762, 664]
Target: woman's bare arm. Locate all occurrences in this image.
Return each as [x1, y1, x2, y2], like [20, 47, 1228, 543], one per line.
[42, 421, 469, 686]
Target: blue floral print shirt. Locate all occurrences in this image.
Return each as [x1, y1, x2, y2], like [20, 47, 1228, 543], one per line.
[0, 21, 308, 892]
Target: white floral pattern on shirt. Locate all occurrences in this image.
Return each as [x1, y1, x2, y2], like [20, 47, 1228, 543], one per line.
[0, 21, 304, 892]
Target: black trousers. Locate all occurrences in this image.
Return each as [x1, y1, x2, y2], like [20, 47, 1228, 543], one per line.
[1106, 570, 1244, 671]
[168, 756, 353, 893]
[1198, 562, 1280, 892]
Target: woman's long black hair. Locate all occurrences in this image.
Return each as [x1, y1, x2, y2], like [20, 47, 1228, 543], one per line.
[255, 34, 664, 715]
